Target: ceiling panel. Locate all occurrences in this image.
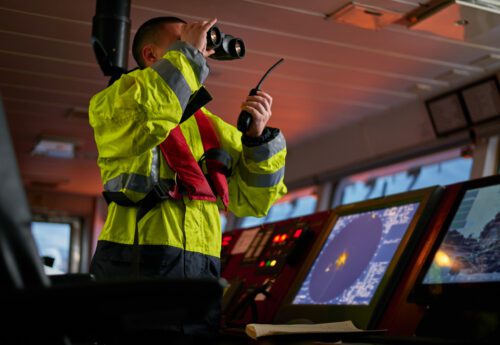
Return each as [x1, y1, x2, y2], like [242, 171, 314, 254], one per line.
[0, 0, 498, 195]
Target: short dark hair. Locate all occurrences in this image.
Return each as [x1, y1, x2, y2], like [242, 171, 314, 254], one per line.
[132, 16, 186, 68]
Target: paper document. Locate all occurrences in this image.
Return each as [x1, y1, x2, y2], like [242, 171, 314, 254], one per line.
[245, 320, 372, 339]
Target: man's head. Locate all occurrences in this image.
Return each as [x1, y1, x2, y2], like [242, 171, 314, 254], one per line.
[132, 16, 186, 69]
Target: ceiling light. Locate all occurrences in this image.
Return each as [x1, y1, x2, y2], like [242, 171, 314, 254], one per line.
[411, 83, 435, 94]
[408, 0, 500, 40]
[470, 54, 500, 69]
[32, 137, 76, 159]
[436, 69, 472, 83]
[327, 1, 404, 30]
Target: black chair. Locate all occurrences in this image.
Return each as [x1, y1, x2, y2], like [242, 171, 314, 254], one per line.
[0, 95, 222, 345]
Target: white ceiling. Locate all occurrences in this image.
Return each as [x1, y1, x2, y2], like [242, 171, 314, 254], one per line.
[1, 0, 499, 195]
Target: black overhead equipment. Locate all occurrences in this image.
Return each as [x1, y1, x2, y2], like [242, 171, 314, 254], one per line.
[91, 0, 131, 78]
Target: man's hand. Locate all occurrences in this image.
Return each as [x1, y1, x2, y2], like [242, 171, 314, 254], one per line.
[241, 90, 273, 138]
[181, 18, 217, 58]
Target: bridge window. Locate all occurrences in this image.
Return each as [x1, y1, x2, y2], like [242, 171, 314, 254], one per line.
[31, 221, 72, 274]
[333, 147, 473, 206]
[220, 211, 228, 232]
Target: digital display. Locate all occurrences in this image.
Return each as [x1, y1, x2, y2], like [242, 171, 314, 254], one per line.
[293, 203, 419, 305]
[423, 185, 500, 285]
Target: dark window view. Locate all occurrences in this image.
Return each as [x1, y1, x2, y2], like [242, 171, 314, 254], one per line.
[335, 149, 473, 206]
[220, 212, 228, 232]
[31, 221, 71, 274]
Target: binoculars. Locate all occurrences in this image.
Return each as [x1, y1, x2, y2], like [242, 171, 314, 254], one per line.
[206, 26, 245, 60]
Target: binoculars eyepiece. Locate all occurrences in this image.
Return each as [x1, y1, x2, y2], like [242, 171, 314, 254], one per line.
[206, 26, 245, 60]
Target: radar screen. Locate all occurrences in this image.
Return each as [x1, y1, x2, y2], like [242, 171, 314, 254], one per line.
[293, 203, 420, 305]
[422, 184, 500, 285]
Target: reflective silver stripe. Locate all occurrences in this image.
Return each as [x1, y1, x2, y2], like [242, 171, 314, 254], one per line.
[104, 173, 173, 194]
[104, 173, 153, 193]
[243, 132, 286, 163]
[239, 165, 285, 188]
[168, 41, 209, 84]
[151, 58, 191, 111]
[151, 147, 159, 184]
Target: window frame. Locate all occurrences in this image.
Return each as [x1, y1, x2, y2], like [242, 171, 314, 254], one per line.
[31, 215, 83, 273]
[331, 146, 474, 207]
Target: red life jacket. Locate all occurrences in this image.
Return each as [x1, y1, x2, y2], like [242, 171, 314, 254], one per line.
[159, 109, 230, 208]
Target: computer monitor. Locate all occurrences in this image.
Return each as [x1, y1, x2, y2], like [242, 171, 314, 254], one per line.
[411, 175, 500, 310]
[274, 187, 442, 329]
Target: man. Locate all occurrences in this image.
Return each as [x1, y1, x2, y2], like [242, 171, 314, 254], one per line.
[88, 16, 286, 335]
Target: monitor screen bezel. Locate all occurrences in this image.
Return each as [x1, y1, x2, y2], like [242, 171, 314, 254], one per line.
[410, 175, 500, 310]
[426, 91, 471, 137]
[275, 187, 442, 329]
[425, 75, 500, 138]
[461, 75, 500, 126]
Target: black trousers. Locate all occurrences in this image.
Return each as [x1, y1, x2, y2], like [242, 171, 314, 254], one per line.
[90, 240, 222, 343]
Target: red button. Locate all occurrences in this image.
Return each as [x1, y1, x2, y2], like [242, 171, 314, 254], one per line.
[294, 229, 303, 238]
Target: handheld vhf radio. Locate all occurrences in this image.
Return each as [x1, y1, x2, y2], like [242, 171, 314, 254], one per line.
[237, 58, 284, 133]
[206, 25, 284, 133]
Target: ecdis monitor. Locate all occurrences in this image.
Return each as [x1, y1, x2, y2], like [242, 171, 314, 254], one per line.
[275, 187, 442, 329]
[292, 203, 419, 306]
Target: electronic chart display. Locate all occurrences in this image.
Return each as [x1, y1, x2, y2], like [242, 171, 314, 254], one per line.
[293, 203, 420, 305]
[422, 184, 500, 285]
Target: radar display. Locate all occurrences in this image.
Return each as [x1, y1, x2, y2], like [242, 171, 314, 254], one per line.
[293, 203, 419, 305]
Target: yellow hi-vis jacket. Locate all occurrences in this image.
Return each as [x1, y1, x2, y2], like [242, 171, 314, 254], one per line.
[88, 41, 287, 278]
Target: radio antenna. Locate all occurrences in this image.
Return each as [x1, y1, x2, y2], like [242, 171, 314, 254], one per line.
[255, 58, 285, 90]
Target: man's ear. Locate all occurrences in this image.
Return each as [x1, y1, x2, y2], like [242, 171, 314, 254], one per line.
[141, 44, 158, 66]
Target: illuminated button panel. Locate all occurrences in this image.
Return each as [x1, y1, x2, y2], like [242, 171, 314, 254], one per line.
[256, 225, 310, 275]
[242, 228, 273, 263]
[220, 231, 241, 267]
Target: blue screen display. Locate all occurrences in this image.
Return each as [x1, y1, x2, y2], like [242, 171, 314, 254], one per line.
[423, 184, 500, 285]
[293, 203, 419, 305]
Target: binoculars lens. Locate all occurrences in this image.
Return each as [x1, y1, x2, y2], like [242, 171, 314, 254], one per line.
[234, 41, 243, 55]
[207, 26, 222, 49]
[210, 31, 218, 44]
[207, 25, 245, 60]
[230, 38, 245, 58]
